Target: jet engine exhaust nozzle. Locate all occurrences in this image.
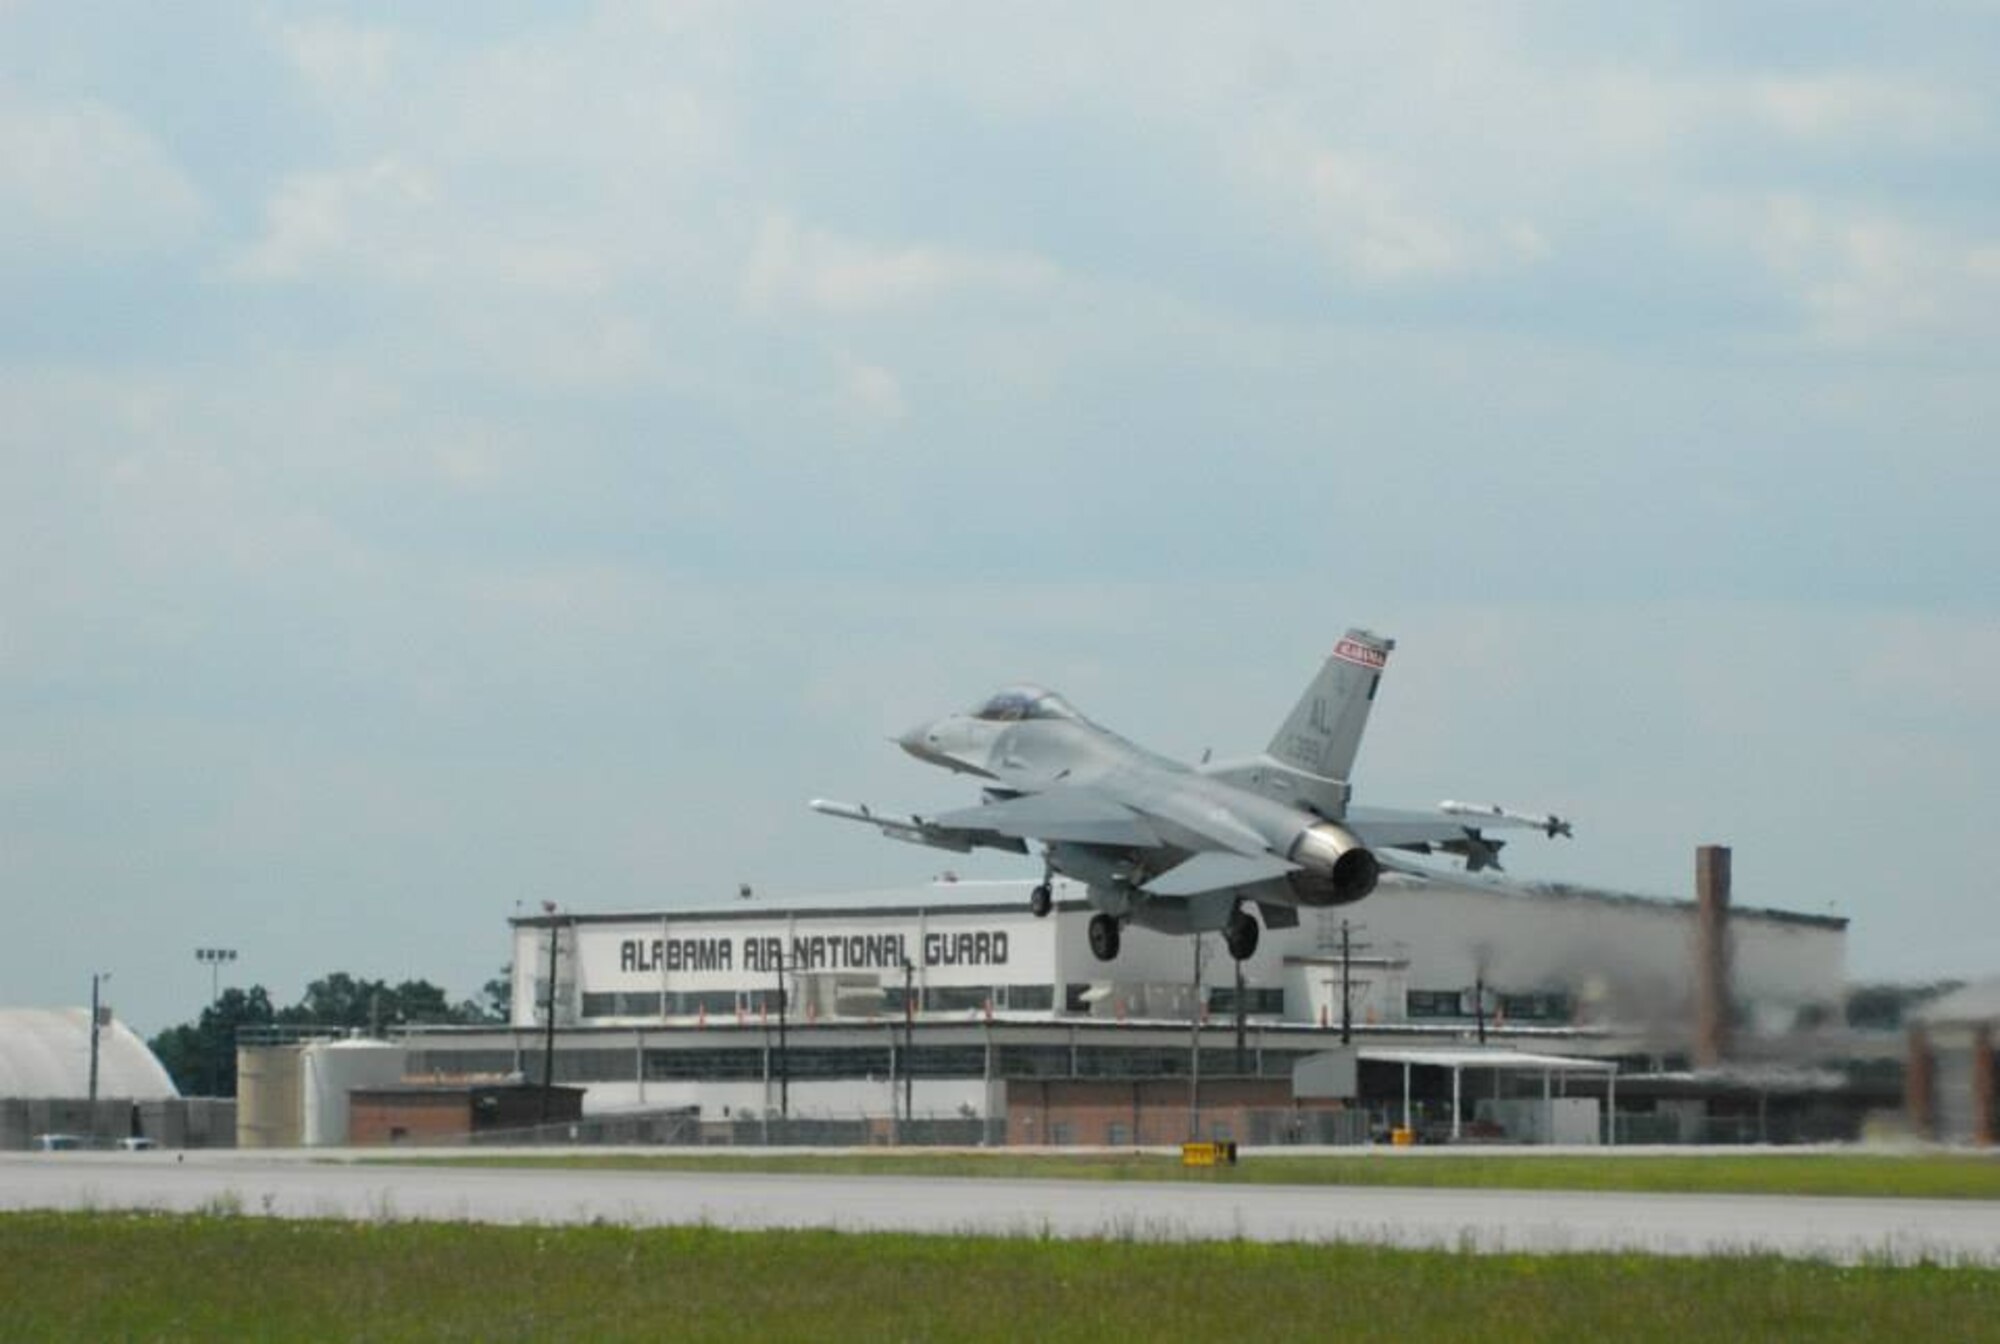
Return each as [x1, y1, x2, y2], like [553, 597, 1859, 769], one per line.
[1286, 823, 1379, 907]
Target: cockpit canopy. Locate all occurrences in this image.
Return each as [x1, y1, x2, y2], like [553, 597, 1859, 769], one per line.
[970, 684, 1081, 723]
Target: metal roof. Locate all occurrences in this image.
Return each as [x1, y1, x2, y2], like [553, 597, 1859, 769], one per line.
[1911, 978, 2000, 1026]
[1358, 1045, 1618, 1073]
[0, 1008, 179, 1100]
[511, 872, 1845, 930]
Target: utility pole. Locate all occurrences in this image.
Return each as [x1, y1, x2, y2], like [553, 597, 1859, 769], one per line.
[775, 955, 791, 1127]
[901, 958, 915, 1143]
[1233, 955, 1247, 1076]
[539, 905, 562, 1125]
[1188, 935, 1203, 1141]
[88, 972, 109, 1116]
[1340, 919, 1378, 1046]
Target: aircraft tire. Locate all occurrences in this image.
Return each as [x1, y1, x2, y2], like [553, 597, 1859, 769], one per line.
[1224, 909, 1259, 961]
[1029, 883, 1052, 918]
[1088, 913, 1121, 961]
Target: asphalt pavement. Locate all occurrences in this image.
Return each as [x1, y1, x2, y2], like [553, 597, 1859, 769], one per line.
[4, 1150, 1995, 1265]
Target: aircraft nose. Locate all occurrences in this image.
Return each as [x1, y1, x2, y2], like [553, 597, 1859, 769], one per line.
[895, 721, 938, 759]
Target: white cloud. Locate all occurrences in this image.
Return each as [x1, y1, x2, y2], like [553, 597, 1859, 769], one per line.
[740, 214, 1058, 316]
[1748, 73, 1977, 147]
[225, 157, 439, 283]
[0, 95, 205, 262]
[271, 15, 401, 101]
[835, 354, 908, 427]
[1748, 195, 2000, 346]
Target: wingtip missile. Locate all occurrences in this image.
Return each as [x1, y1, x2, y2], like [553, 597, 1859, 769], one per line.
[1440, 800, 1573, 840]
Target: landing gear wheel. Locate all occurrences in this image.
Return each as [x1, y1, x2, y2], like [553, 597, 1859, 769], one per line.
[1029, 883, 1052, 918]
[1087, 913, 1122, 962]
[1224, 908, 1260, 961]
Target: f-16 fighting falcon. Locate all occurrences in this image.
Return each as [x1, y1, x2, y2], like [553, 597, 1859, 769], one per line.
[813, 630, 1571, 963]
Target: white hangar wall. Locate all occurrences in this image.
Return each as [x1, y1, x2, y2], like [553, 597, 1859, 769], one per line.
[509, 875, 1845, 1037]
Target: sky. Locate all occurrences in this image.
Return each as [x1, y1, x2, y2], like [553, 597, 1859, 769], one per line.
[4, 3, 1997, 1036]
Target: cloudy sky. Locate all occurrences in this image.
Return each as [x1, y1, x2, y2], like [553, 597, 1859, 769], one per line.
[5, 4, 1997, 1034]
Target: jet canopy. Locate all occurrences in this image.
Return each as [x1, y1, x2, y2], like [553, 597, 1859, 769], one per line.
[970, 685, 1082, 723]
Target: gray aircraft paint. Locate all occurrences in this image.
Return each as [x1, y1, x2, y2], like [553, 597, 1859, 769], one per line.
[814, 630, 1567, 960]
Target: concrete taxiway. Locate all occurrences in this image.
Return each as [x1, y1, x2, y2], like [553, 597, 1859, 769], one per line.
[4, 1150, 1996, 1265]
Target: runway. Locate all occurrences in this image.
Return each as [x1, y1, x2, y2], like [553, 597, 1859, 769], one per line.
[4, 1151, 1996, 1265]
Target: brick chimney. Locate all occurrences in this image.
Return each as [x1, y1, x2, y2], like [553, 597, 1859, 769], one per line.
[1693, 845, 1732, 1067]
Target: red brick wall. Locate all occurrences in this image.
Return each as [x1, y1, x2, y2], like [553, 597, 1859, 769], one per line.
[1004, 1078, 1346, 1146]
[349, 1093, 471, 1146]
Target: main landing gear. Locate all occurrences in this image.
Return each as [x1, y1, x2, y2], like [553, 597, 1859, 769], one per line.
[1087, 913, 1122, 962]
[1224, 906, 1260, 961]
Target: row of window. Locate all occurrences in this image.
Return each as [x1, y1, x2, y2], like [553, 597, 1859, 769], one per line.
[411, 1044, 1315, 1085]
[580, 984, 1059, 1022]
[575, 984, 1570, 1024]
[1406, 989, 1573, 1022]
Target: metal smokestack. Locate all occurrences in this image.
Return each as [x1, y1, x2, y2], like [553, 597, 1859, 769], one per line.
[1693, 845, 1732, 1067]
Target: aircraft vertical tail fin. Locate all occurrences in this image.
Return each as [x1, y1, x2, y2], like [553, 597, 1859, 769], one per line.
[1266, 629, 1394, 785]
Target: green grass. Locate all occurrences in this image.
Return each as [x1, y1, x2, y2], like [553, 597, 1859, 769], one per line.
[370, 1149, 2000, 1200]
[3, 1212, 1997, 1342]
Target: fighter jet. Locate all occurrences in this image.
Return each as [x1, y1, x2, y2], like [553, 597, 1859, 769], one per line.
[812, 630, 1571, 962]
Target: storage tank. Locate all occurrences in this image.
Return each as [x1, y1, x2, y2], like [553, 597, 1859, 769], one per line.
[301, 1038, 408, 1146]
[236, 1045, 305, 1148]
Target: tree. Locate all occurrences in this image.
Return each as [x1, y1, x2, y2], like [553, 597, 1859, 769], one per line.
[481, 964, 512, 1024]
[148, 985, 277, 1097]
[148, 971, 499, 1096]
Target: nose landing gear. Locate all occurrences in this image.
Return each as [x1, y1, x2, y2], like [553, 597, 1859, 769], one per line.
[1029, 880, 1053, 919]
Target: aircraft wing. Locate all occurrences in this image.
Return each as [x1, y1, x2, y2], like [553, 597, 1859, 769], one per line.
[1347, 802, 1570, 842]
[930, 788, 1162, 848]
[809, 799, 1031, 855]
[1343, 802, 1571, 873]
[1142, 851, 1298, 896]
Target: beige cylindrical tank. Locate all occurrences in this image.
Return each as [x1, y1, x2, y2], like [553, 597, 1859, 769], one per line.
[301, 1038, 408, 1146]
[236, 1045, 305, 1148]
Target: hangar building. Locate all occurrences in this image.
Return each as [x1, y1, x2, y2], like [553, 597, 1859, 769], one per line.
[1907, 980, 2000, 1145]
[393, 871, 1847, 1141]
[0, 1007, 231, 1149]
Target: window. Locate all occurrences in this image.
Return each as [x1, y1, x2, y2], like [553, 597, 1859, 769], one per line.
[1497, 991, 1571, 1023]
[971, 686, 1081, 722]
[663, 991, 738, 1017]
[644, 1048, 763, 1081]
[1406, 989, 1464, 1019]
[407, 1049, 517, 1077]
[554, 1050, 637, 1083]
[995, 1045, 1071, 1078]
[925, 985, 994, 1013]
[1005, 984, 1054, 1012]
[1208, 987, 1284, 1016]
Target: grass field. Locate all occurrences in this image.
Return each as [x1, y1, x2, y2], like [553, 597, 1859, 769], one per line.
[379, 1149, 2000, 1201]
[4, 1211, 1998, 1342]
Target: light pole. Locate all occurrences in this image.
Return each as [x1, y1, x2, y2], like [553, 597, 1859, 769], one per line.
[194, 948, 238, 1098]
[194, 947, 237, 1005]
